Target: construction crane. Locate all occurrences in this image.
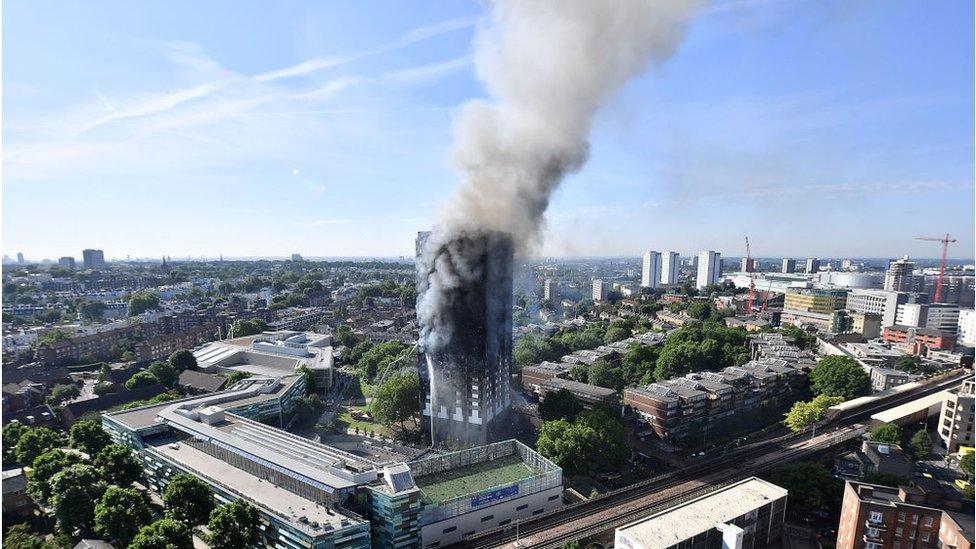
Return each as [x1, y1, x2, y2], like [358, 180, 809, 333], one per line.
[915, 233, 956, 303]
[745, 236, 756, 314]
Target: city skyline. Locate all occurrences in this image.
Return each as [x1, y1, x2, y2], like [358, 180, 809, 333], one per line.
[4, 1, 974, 259]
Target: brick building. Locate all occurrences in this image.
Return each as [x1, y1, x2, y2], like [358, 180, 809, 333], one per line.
[882, 325, 957, 354]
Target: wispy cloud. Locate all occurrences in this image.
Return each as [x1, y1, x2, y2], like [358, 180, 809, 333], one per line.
[384, 56, 471, 84]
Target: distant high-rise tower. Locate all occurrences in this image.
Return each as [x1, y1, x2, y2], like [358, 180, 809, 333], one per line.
[58, 257, 75, 269]
[782, 258, 796, 273]
[543, 278, 560, 302]
[82, 249, 106, 269]
[416, 230, 514, 447]
[592, 279, 608, 301]
[641, 251, 661, 289]
[16, 252, 25, 265]
[805, 258, 820, 274]
[661, 252, 680, 285]
[696, 251, 721, 289]
[884, 256, 918, 293]
[740, 257, 755, 273]
[291, 253, 304, 262]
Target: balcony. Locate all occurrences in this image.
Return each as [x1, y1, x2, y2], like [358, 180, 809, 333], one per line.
[865, 519, 887, 530]
[863, 533, 884, 544]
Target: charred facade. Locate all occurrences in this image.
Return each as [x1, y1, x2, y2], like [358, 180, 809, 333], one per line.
[416, 230, 514, 447]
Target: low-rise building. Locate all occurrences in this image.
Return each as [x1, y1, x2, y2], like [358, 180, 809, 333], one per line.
[882, 325, 957, 354]
[938, 379, 975, 453]
[870, 367, 922, 393]
[538, 377, 618, 408]
[835, 441, 913, 480]
[614, 477, 787, 549]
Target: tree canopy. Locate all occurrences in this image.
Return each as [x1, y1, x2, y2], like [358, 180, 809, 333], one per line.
[148, 361, 179, 386]
[127, 292, 161, 316]
[164, 474, 214, 526]
[206, 500, 261, 549]
[94, 486, 153, 546]
[809, 356, 870, 399]
[229, 318, 268, 337]
[909, 430, 932, 460]
[129, 519, 194, 549]
[69, 419, 112, 455]
[3, 422, 29, 464]
[536, 408, 629, 476]
[538, 389, 583, 422]
[125, 370, 160, 390]
[960, 452, 974, 477]
[783, 395, 844, 432]
[27, 449, 84, 504]
[371, 369, 421, 429]
[15, 427, 61, 465]
[94, 444, 144, 486]
[49, 463, 106, 536]
[768, 462, 841, 517]
[870, 423, 903, 445]
[168, 349, 197, 371]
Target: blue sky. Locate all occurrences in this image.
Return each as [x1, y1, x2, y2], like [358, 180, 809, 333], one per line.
[3, 0, 973, 260]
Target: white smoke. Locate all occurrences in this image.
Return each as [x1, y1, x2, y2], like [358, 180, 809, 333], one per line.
[439, 0, 701, 249]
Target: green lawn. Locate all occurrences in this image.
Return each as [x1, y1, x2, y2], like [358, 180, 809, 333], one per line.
[416, 455, 535, 504]
[335, 405, 390, 437]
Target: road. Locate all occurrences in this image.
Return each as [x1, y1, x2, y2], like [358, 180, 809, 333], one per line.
[461, 369, 968, 549]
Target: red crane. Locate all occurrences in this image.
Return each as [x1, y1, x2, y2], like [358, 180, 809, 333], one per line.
[915, 233, 956, 303]
[745, 236, 756, 314]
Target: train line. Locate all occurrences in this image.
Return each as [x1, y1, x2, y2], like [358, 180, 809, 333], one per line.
[460, 369, 969, 549]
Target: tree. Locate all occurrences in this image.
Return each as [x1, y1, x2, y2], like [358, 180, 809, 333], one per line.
[129, 519, 194, 549]
[48, 463, 106, 536]
[870, 423, 903, 445]
[94, 444, 144, 486]
[229, 318, 267, 337]
[15, 427, 61, 465]
[371, 370, 421, 429]
[293, 394, 327, 426]
[127, 292, 161, 316]
[225, 370, 251, 385]
[587, 360, 621, 390]
[69, 419, 112, 455]
[909, 430, 932, 460]
[48, 383, 81, 404]
[809, 356, 871, 399]
[206, 500, 261, 549]
[686, 301, 711, 321]
[768, 462, 840, 517]
[783, 395, 844, 432]
[3, 524, 49, 549]
[121, 350, 136, 362]
[960, 452, 974, 477]
[568, 364, 588, 383]
[536, 408, 628, 476]
[125, 370, 159, 390]
[334, 324, 358, 347]
[27, 449, 84, 504]
[78, 301, 107, 322]
[148, 361, 179, 386]
[894, 355, 922, 373]
[95, 486, 153, 546]
[296, 365, 316, 393]
[538, 389, 582, 422]
[3, 422, 29, 464]
[168, 349, 197, 372]
[164, 474, 214, 526]
[603, 325, 632, 344]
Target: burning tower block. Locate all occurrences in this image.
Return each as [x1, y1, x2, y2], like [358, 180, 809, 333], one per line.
[416, 230, 514, 447]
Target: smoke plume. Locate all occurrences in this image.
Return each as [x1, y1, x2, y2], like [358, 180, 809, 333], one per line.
[417, 0, 698, 443]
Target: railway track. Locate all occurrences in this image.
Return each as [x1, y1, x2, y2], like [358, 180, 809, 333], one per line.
[461, 369, 969, 549]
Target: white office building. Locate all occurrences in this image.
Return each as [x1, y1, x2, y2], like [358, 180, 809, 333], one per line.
[641, 251, 662, 289]
[958, 309, 976, 348]
[806, 258, 820, 274]
[543, 279, 560, 302]
[895, 303, 960, 334]
[782, 258, 796, 273]
[696, 251, 721, 290]
[846, 289, 916, 329]
[661, 252, 680, 285]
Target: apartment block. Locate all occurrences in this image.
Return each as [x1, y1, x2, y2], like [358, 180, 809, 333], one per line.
[938, 379, 975, 453]
[896, 303, 961, 334]
[782, 258, 796, 273]
[642, 251, 662, 289]
[696, 251, 721, 290]
[661, 252, 680, 285]
[593, 279, 608, 302]
[959, 309, 976, 348]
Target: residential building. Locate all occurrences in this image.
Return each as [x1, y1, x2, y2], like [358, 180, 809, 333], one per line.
[847, 289, 921, 329]
[782, 258, 796, 273]
[870, 367, 922, 392]
[593, 279, 608, 301]
[835, 441, 913, 480]
[852, 313, 883, 339]
[842, 259, 854, 270]
[58, 256, 76, 269]
[538, 377, 618, 408]
[290, 253, 303, 261]
[959, 309, 976, 348]
[696, 251, 721, 290]
[741, 257, 754, 273]
[806, 258, 821, 274]
[641, 251, 662, 289]
[938, 379, 975, 452]
[543, 279, 560, 302]
[837, 481, 973, 549]
[882, 325, 957, 354]
[885, 256, 919, 292]
[16, 252, 25, 265]
[2, 468, 33, 518]
[614, 477, 787, 549]
[661, 252, 680, 285]
[82, 249, 106, 269]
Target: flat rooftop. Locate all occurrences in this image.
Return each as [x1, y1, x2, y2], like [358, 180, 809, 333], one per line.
[415, 454, 534, 504]
[870, 390, 951, 424]
[150, 440, 360, 534]
[616, 477, 787, 549]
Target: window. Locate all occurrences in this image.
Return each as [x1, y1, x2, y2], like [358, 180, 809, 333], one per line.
[548, 494, 560, 501]
[921, 532, 930, 542]
[480, 515, 495, 523]
[442, 526, 457, 534]
[499, 519, 512, 526]
[516, 504, 528, 511]
[898, 512, 906, 522]
[532, 509, 544, 516]
[868, 528, 880, 537]
[463, 531, 475, 538]
[895, 527, 903, 538]
[870, 511, 884, 523]
[923, 516, 934, 527]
